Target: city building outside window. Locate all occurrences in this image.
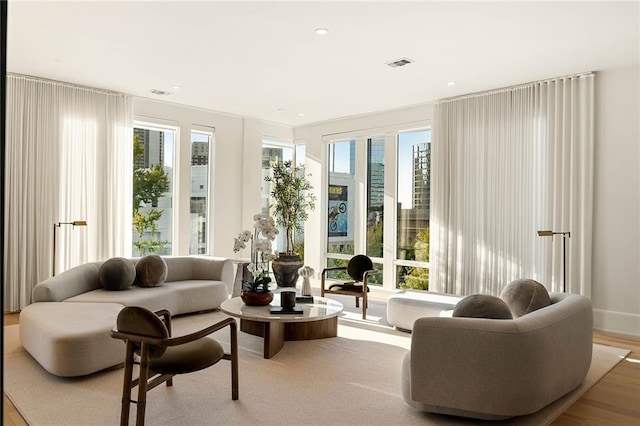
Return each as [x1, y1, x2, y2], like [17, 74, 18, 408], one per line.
[396, 130, 431, 289]
[190, 131, 212, 255]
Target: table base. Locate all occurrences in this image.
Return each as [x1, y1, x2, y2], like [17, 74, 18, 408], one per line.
[240, 316, 338, 359]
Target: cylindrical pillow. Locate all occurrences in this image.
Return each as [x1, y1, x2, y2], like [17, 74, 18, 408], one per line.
[500, 278, 551, 317]
[135, 254, 168, 287]
[98, 257, 136, 291]
[452, 294, 513, 319]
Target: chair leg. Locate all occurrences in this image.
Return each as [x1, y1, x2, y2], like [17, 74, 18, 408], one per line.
[355, 297, 360, 308]
[230, 320, 239, 400]
[362, 293, 367, 320]
[120, 343, 135, 426]
[136, 344, 151, 426]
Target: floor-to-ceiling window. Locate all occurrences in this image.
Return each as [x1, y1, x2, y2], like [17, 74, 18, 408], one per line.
[132, 124, 175, 256]
[366, 136, 385, 285]
[189, 130, 211, 255]
[395, 130, 430, 289]
[262, 139, 306, 257]
[326, 140, 356, 278]
[324, 127, 431, 289]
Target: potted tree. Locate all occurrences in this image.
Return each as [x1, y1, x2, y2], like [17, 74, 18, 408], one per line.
[265, 160, 316, 287]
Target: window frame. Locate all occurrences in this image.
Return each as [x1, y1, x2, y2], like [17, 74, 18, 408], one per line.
[322, 121, 431, 291]
[132, 119, 179, 256]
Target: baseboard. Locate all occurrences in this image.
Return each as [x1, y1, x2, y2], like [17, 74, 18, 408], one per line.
[593, 308, 640, 336]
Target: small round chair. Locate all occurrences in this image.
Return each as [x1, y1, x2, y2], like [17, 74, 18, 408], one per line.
[320, 255, 380, 319]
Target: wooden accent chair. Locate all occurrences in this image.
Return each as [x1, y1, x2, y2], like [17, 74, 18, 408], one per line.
[321, 254, 381, 319]
[111, 307, 238, 426]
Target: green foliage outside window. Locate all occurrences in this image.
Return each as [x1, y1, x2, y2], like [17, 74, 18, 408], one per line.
[366, 220, 383, 258]
[133, 134, 170, 255]
[398, 266, 429, 290]
[398, 228, 430, 290]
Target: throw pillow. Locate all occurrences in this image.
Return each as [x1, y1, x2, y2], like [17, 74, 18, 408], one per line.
[452, 294, 513, 319]
[500, 278, 551, 317]
[98, 257, 136, 291]
[135, 254, 168, 287]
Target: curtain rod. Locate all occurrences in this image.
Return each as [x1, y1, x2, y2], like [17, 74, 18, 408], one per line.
[437, 71, 594, 104]
[7, 72, 126, 97]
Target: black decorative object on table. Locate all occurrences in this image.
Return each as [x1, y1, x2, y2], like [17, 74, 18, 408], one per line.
[280, 291, 296, 310]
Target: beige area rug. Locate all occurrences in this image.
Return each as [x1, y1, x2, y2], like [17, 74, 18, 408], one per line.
[3, 309, 630, 426]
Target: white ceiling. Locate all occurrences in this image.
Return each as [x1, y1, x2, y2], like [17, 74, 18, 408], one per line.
[7, 1, 639, 127]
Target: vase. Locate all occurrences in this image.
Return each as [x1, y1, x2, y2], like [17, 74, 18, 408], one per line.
[271, 254, 304, 287]
[241, 290, 274, 306]
[298, 265, 314, 296]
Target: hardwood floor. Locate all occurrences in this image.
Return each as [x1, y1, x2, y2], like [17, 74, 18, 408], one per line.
[3, 312, 639, 425]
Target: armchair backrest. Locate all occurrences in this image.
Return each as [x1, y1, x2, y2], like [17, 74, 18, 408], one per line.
[115, 306, 170, 359]
[347, 255, 374, 281]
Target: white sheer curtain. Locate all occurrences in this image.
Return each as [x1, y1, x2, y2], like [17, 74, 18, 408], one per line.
[4, 74, 132, 311]
[430, 74, 594, 297]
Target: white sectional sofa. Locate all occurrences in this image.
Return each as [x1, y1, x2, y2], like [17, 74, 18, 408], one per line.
[19, 256, 233, 377]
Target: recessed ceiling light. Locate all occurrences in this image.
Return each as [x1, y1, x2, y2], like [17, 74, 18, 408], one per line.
[298, 113, 305, 117]
[171, 85, 181, 90]
[447, 81, 457, 86]
[315, 28, 329, 35]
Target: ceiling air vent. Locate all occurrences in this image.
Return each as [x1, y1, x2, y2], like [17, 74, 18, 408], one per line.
[150, 89, 171, 96]
[387, 57, 413, 68]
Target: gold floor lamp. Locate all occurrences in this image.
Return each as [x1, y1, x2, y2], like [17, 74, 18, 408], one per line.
[537, 230, 571, 292]
[52, 221, 87, 276]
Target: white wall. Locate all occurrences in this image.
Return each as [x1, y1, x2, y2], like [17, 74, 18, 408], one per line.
[591, 65, 640, 335]
[133, 98, 292, 259]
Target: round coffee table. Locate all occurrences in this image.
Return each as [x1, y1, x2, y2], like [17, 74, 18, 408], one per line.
[220, 295, 343, 359]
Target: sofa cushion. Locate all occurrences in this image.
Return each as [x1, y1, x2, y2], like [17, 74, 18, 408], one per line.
[500, 278, 551, 317]
[64, 280, 229, 316]
[98, 257, 136, 291]
[452, 294, 513, 319]
[135, 254, 168, 287]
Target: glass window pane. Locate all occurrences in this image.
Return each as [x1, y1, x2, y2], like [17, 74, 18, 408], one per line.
[262, 141, 293, 254]
[325, 258, 350, 280]
[366, 136, 384, 258]
[293, 144, 306, 256]
[190, 131, 210, 255]
[369, 262, 383, 286]
[396, 130, 430, 288]
[396, 265, 429, 290]
[327, 140, 355, 255]
[133, 126, 174, 256]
